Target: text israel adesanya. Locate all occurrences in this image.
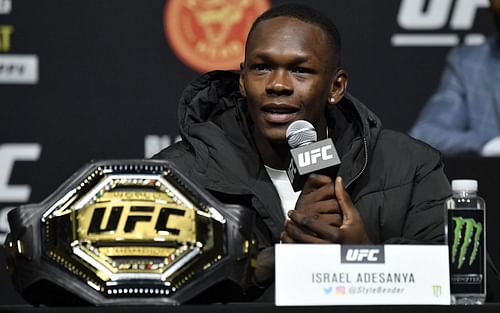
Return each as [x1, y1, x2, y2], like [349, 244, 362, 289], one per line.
[312, 272, 416, 284]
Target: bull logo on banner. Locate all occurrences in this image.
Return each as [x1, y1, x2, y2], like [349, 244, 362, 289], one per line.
[163, 0, 269, 73]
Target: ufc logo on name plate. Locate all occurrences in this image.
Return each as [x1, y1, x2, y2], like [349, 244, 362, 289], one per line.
[341, 245, 386, 264]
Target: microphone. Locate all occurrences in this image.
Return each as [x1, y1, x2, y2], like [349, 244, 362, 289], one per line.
[286, 120, 341, 191]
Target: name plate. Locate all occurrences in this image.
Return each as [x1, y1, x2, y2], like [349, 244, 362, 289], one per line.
[275, 244, 450, 305]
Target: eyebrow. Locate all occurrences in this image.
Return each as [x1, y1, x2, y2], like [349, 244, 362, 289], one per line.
[250, 51, 313, 64]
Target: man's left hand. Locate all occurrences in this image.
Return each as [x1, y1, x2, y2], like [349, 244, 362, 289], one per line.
[282, 176, 371, 244]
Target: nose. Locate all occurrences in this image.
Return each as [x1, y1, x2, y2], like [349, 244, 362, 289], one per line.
[266, 69, 293, 96]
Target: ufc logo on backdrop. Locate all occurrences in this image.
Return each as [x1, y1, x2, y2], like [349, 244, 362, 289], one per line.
[0, 143, 41, 202]
[0, 143, 41, 244]
[392, 0, 489, 47]
[297, 145, 333, 167]
[341, 246, 385, 263]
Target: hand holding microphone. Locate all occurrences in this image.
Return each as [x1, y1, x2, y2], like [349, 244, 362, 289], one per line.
[282, 120, 371, 244]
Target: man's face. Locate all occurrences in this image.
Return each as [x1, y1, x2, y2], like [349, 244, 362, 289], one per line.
[240, 17, 341, 144]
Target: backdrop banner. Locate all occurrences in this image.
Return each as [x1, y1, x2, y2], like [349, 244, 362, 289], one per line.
[0, 0, 494, 304]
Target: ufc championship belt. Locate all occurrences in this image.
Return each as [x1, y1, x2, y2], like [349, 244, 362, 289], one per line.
[5, 160, 257, 305]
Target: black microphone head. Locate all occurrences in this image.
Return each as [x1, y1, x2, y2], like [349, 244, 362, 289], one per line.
[286, 120, 317, 148]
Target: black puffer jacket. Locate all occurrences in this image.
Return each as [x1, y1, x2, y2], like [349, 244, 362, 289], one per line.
[156, 71, 500, 303]
[155, 70, 451, 247]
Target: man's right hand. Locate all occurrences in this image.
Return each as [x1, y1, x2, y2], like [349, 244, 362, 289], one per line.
[281, 174, 342, 243]
[282, 175, 371, 244]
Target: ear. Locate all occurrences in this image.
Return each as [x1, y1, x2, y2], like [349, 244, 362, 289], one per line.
[239, 62, 246, 97]
[328, 69, 348, 105]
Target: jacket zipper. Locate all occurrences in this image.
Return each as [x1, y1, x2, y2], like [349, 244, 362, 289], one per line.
[345, 137, 368, 189]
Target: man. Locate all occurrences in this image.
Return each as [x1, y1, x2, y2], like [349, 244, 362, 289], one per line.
[155, 3, 450, 301]
[410, 0, 500, 156]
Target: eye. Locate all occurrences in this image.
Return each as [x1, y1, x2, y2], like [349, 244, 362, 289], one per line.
[291, 67, 311, 74]
[253, 64, 271, 72]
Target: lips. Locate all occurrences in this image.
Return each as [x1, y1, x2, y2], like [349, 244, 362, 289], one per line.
[261, 103, 299, 123]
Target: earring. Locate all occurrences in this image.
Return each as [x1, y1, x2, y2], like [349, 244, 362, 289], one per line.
[329, 97, 336, 104]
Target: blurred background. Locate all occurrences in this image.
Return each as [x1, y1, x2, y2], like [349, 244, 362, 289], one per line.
[0, 0, 495, 304]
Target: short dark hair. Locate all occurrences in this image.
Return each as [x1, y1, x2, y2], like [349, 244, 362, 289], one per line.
[246, 3, 342, 67]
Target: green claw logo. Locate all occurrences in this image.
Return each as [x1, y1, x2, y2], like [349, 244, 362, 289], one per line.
[451, 217, 483, 269]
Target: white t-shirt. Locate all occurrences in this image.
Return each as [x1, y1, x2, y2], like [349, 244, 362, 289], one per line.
[264, 165, 301, 216]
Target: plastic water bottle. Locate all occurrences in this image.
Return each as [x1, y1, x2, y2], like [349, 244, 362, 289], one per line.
[446, 179, 486, 305]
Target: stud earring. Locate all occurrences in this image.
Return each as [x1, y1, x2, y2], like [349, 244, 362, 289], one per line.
[329, 97, 336, 104]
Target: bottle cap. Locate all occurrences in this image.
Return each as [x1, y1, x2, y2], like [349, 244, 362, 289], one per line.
[451, 179, 478, 192]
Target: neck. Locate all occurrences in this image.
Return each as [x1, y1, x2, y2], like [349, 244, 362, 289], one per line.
[253, 132, 290, 170]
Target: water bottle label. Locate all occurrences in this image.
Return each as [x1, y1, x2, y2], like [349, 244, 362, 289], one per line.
[447, 209, 485, 294]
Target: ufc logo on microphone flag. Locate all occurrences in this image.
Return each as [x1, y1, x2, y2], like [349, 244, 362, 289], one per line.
[290, 138, 340, 174]
[297, 145, 333, 167]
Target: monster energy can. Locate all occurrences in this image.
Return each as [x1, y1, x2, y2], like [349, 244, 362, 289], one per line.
[446, 179, 486, 305]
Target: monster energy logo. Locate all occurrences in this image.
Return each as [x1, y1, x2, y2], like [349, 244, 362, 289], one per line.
[432, 285, 442, 297]
[451, 217, 482, 269]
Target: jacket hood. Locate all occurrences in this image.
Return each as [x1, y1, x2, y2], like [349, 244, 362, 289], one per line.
[177, 71, 243, 141]
[176, 70, 383, 188]
[176, 71, 264, 194]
